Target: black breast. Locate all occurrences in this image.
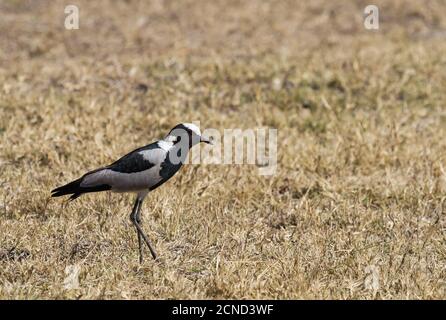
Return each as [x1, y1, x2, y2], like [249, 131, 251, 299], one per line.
[149, 147, 186, 191]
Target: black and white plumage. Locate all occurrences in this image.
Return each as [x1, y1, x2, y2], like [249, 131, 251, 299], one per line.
[51, 123, 211, 262]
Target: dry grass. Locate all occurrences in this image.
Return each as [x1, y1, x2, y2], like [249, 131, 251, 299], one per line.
[1, 0, 446, 299]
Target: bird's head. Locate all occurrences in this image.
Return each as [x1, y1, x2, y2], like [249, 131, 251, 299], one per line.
[166, 123, 212, 147]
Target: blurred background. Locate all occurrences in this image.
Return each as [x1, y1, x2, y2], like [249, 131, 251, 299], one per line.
[1, 0, 446, 60]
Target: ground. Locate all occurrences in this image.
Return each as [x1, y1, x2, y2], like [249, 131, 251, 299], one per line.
[0, 0, 445, 299]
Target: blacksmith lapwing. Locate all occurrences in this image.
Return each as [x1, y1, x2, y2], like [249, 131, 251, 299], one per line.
[51, 123, 212, 262]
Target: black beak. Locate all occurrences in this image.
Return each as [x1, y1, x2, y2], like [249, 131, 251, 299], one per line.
[200, 136, 213, 145]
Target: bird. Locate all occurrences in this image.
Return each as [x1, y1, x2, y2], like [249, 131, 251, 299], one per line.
[51, 123, 212, 263]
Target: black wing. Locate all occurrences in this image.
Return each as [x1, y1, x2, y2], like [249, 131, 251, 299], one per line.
[107, 142, 160, 173]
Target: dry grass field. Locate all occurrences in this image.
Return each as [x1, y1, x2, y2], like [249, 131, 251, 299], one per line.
[1, 0, 446, 299]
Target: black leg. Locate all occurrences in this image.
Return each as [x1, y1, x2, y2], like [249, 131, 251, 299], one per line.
[132, 199, 144, 263]
[136, 204, 144, 263]
[130, 198, 157, 261]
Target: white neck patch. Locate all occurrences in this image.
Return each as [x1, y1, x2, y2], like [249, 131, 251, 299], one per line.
[157, 140, 174, 151]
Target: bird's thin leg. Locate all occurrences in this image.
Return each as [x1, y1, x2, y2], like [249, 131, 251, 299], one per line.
[130, 198, 157, 261]
[136, 208, 144, 263]
[131, 199, 144, 263]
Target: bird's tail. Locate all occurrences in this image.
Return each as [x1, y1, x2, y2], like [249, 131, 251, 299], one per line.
[51, 170, 112, 201]
[51, 178, 85, 201]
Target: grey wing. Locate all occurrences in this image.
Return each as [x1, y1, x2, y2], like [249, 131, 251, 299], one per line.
[80, 144, 168, 192]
